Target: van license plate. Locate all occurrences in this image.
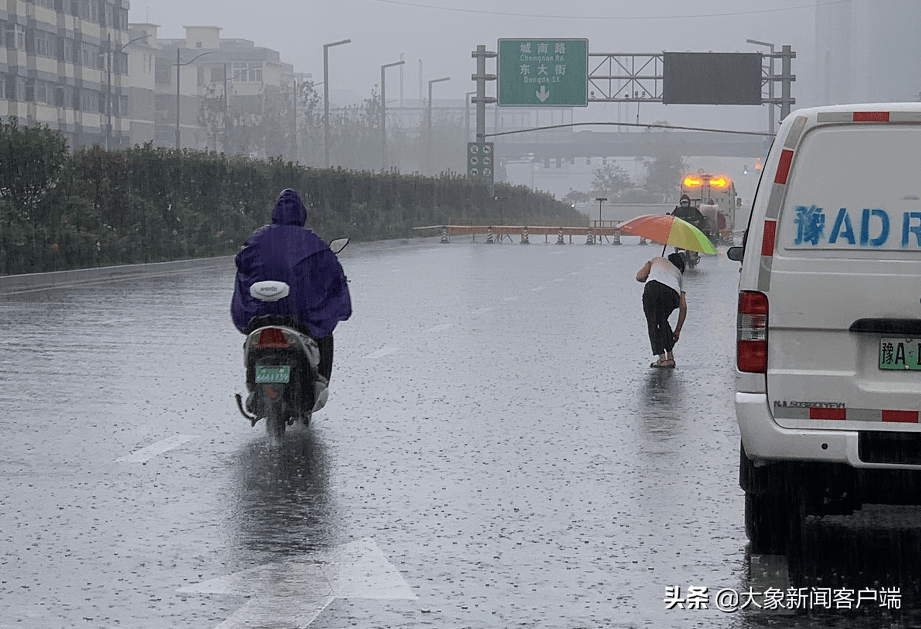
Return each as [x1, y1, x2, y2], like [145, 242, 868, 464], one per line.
[879, 338, 921, 370]
[256, 366, 291, 383]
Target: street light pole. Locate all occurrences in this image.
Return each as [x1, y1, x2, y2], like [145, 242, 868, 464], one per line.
[102, 33, 149, 150]
[746, 39, 775, 134]
[426, 76, 450, 174]
[323, 38, 351, 168]
[106, 33, 112, 150]
[595, 197, 607, 227]
[175, 48, 217, 149]
[381, 60, 405, 171]
[175, 48, 181, 149]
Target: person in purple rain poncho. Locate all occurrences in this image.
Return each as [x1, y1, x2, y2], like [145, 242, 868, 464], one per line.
[231, 189, 352, 387]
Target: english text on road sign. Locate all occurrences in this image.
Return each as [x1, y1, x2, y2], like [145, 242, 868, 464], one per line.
[498, 39, 588, 107]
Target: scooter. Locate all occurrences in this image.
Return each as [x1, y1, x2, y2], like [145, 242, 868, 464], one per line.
[677, 248, 700, 269]
[234, 238, 349, 439]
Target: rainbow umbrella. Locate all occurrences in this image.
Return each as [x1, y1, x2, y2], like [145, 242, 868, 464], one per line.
[617, 214, 717, 255]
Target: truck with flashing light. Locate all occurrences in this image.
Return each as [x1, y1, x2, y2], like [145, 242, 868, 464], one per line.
[680, 172, 739, 242]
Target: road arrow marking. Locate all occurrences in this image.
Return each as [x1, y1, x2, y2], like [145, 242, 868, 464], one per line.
[536, 86, 550, 102]
[178, 538, 416, 628]
[116, 434, 198, 463]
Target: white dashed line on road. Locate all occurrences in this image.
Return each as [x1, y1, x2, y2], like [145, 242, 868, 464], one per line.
[364, 347, 400, 359]
[116, 434, 198, 463]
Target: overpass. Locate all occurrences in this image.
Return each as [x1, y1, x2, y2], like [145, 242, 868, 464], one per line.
[493, 128, 769, 161]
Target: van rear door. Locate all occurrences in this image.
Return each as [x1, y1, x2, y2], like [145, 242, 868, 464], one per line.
[767, 124, 921, 431]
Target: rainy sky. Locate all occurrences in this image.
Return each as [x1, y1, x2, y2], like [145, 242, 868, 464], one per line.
[139, 0, 824, 131]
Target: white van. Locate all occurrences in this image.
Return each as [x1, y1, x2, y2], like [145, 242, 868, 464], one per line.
[728, 103, 921, 552]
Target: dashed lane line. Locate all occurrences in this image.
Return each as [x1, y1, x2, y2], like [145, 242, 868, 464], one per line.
[116, 434, 198, 463]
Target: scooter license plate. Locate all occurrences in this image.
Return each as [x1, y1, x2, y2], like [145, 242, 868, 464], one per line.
[255, 366, 291, 383]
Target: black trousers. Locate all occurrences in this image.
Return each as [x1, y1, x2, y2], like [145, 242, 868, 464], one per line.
[314, 332, 333, 380]
[642, 280, 679, 355]
[316, 333, 334, 381]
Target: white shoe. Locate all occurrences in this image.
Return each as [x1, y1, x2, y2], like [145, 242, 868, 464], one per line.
[312, 379, 329, 413]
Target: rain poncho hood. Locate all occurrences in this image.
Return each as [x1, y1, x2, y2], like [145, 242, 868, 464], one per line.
[272, 188, 308, 226]
[231, 190, 351, 337]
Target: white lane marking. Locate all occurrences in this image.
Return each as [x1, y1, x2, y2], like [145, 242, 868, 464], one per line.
[116, 434, 198, 463]
[471, 307, 495, 315]
[426, 323, 453, 333]
[179, 538, 416, 628]
[364, 347, 400, 359]
[503, 296, 520, 302]
[528, 286, 546, 292]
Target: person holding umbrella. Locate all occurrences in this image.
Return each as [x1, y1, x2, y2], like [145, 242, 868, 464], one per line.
[636, 252, 687, 368]
[618, 213, 712, 367]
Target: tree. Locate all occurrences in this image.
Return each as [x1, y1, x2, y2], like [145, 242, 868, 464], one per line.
[591, 162, 631, 199]
[0, 118, 71, 274]
[563, 189, 591, 204]
[643, 152, 687, 202]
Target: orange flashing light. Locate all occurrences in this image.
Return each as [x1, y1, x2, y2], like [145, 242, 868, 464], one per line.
[683, 177, 702, 187]
[711, 177, 729, 188]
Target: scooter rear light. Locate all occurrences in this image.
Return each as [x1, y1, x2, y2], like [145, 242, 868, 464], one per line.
[256, 327, 291, 349]
[738, 291, 768, 373]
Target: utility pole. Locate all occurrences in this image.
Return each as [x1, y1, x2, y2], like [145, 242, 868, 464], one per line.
[471, 45, 497, 144]
[780, 45, 795, 122]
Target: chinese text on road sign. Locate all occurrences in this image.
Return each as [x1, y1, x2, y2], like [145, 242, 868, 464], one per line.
[497, 39, 588, 107]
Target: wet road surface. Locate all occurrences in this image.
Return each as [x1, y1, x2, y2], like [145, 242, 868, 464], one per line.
[1, 238, 919, 628]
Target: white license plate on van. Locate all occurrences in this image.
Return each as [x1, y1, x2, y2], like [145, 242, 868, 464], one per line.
[879, 338, 921, 370]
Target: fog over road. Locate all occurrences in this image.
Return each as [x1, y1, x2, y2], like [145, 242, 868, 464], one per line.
[1, 238, 919, 628]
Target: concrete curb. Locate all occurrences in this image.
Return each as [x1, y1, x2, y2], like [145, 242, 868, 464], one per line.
[0, 256, 235, 295]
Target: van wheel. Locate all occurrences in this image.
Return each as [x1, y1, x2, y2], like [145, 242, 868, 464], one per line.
[745, 492, 790, 554]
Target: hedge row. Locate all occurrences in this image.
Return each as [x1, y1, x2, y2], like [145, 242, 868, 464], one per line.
[0, 120, 583, 275]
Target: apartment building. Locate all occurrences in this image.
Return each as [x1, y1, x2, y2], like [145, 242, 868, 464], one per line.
[143, 25, 298, 153]
[1, 5, 298, 154]
[0, 0, 131, 148]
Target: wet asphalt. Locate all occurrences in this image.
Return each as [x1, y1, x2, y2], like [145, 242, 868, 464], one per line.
[1, 236, 920, 628]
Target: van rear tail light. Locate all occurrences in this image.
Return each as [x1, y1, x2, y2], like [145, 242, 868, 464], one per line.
[738, 291, 768, 373]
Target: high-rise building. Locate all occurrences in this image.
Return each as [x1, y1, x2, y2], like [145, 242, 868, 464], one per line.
[1, 0, 131, 148]
[815, 0, 921, 104]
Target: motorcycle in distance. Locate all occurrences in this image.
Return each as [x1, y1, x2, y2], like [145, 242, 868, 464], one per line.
[234, 237, 349, 440]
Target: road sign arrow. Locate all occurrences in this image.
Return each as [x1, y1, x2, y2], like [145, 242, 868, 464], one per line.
[536, 86, 550, 102]
[178, 538, 416, 628]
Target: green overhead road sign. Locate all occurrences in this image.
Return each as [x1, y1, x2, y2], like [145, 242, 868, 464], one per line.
[497, 39, 588, 107]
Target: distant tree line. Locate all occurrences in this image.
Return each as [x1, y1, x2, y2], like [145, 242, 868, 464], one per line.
[199, 80, 469, 176]
[0, 119, 582, 276]
[563, 134, 689, 205]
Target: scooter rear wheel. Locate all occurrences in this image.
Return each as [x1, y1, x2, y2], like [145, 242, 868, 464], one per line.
[264, 398, 286, 441]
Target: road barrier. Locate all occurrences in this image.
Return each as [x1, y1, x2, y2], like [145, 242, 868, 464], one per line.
[0, 256, 233, 294]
